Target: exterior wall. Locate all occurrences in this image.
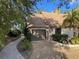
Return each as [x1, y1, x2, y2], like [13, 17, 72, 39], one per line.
[61, 28, 74, 39]
[49, 28, 75, 40]
[46, 29, 50, 40]
[29, 27, 78, 40]
[48, 28, 55, 40]
[49, 28, 55, 35]
[30, 28, 50, 40]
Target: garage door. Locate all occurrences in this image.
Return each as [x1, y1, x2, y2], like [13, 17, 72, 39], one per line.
[32, 29, 46, 40]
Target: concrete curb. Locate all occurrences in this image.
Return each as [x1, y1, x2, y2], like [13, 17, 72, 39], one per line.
[62, 44, 79, 48]
[51, 41, 79, 48]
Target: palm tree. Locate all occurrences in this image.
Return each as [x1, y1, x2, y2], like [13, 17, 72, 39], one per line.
[63, 9, 79, 36]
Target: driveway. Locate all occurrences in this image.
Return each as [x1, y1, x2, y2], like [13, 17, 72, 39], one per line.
[0, 36, 78, 59]
[0, 36, 24, 59]
[28, 40, 67, 59]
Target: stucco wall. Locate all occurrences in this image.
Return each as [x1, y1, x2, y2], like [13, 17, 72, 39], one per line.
[61, 28, 74, 39]
[50, 28, 74, 39]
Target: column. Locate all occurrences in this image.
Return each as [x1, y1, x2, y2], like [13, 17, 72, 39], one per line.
[46, 29, 50, 40]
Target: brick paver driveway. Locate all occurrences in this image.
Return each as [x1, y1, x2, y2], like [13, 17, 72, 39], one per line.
[29, 40, 67, 59]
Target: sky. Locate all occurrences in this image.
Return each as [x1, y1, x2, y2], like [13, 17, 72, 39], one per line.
[35, 0, 79, 12]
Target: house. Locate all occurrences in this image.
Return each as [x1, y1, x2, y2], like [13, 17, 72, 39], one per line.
[27, 10, 75, 40]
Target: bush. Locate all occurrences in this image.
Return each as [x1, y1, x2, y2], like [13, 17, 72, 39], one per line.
[7, 30, 21, 37]
[70, 36, 79, 44]
[19, 38, 32, 51]
[52, 34, 68, 43]
[0, 34, 6, 49]
[26, 33, 32, 41]
[23, 27, 31, 41]
[23, 27, 29, 37]
[0, 33, 6, 48]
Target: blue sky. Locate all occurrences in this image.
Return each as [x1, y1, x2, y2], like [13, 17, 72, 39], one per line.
[35, 0, 79, 12]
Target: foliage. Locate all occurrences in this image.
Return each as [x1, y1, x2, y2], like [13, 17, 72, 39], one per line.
[7, 30, 21, 37]
[18, 26, 32, 51]
[70, 36, 79, 44]
[52, 34, 68, 44]
[19, 38, 32, 51]
[52, 28, 68, 44]
[0, 0, 38, 48]
[26, 33, 32, 41]
[12, 0, 39, 15]
[56, 0, 71, 9]
[23, 27, 31, 41]
[62, 9, 79, 36]
[0, 33, 6, 47]
[63, 9, 79, 28]
[47, 0, 76, 10]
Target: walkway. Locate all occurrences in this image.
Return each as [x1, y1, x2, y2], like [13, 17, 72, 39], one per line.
[0, 36, 24, 59]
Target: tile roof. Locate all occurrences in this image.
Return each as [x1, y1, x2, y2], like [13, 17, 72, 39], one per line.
[28, 11, 66, 28]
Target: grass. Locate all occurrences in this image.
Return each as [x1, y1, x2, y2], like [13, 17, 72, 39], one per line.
[18, 38, 32, 51]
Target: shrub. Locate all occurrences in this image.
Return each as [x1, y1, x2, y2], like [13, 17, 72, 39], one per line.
[70, 36, 79, 44]
[0, 35, 6, 48]
[0, 33, 6, 48]
[23, 27, 29, 37]
[52, 34, 68, 44]
[7, 30, 21, 37]
[19, 38, 32, 51]
[26, 33, 32, 41]
[23, 27, 31, 41]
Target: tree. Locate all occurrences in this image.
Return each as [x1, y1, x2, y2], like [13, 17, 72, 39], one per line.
[47, 0, 74, 9]
[62, 9, 79, 36]
[0, 0, 38, 47]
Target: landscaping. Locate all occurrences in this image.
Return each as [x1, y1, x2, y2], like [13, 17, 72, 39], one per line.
[17, 38, 32, 52]
[52, 29, 79, 45]
[70, 36, 79, 44]
[52, 34, 68, 44]
[1, 0, 79, 59]
[51, 8, 79, 45]
[7, 30, 21, 37]
[17, 27, 32, 56]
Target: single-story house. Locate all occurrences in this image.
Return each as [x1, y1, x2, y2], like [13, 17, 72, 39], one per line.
[27, 10, 78, 40]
